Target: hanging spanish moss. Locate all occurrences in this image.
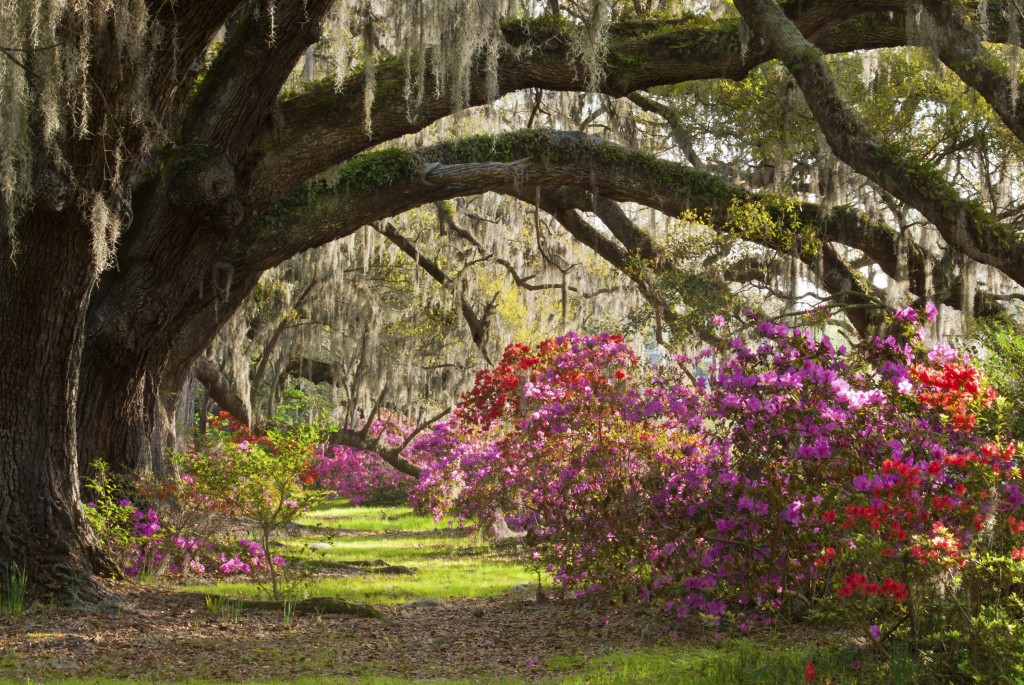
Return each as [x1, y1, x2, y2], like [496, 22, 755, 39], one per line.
[208, 186, 640, 427]
[1008, 0, 1022, 107]
[318, 0, 518, 134]
[960, 253, 977, 322]
[0, 0, 156, 263]
[569, 0, 611, 93]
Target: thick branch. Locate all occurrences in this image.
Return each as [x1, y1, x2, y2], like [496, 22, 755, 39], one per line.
[251, 1, 910, 200]
[147, 1, 243, 123]
[327, 428, 424, 478]
[734, 0, 1024, 288]
[231, 132, 956, 313]
[194, 356, 252, 428]
[922, 0, 1024, 144]
[241, 135, 858, 263]
[180, 0, 333, 155]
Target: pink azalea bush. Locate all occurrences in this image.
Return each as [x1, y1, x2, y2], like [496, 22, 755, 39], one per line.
[309, 415, 415, 505]
[411, 312, 1024, 678]
[84, 483, 281, 580]
[85, 420, 321, 599]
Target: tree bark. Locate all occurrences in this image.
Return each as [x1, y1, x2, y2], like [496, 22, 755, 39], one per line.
[0, 208, 107, 598]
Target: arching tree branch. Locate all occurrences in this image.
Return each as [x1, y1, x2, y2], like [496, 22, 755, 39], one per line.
[373, 222, 496, 363]
[250, 0, 913, 201]
[194, 355, 252, 428]
[921, 0, 1024, 145]
[734, 0, 1024, 288]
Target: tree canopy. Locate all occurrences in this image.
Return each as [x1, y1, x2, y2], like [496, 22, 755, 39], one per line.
[2, 0, 1024, 598]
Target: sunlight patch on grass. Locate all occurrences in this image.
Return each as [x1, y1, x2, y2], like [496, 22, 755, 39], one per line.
[282, 532, 485, 563]
[306, 556, 536, 604]
[177, 553, 533, 604]
[178, 503, 534, 604]
[302, 504, 446, 532]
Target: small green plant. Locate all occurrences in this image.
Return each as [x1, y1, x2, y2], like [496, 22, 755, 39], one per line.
[228, 598, 244, 623]
[82, 460, 137, 561]
[179, 421, 325, 600]
[282, 597, 297, 628]
[1, 563, 28, 617]
[204, 593, 228, 619]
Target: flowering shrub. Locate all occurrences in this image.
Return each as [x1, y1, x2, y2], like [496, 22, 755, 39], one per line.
[85, 420, 323, 600]
[309, 415, 415, 505]
[412, 313, 1024, 678]
[84, 465, 263, 580]
[84, 461, 171, 578]
[179, 421, 322, 599]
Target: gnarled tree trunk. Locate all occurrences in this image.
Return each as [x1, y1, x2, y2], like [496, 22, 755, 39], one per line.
[0, 208, 107, 598]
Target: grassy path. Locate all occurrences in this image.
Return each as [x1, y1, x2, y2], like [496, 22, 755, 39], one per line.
[182, 504, 537, 605]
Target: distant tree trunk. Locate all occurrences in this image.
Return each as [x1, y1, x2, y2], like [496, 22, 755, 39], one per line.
[76, 362, 152, 482]
[0, 208, 108, 598]
[77, 274, 258, 479]
[172, 369, 200, 453]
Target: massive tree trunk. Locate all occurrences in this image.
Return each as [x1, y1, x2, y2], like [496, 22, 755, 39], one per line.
[76, 360, 183, 482]
[75, 0, 332, 480]
[0, 208, 106, 597]
[0, 0, 240, 599]
[78, 271, 262, 478]
[76, 360, 151, 481]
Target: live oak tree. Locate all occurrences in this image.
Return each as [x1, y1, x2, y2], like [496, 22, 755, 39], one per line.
[3, 0, 1024, 597]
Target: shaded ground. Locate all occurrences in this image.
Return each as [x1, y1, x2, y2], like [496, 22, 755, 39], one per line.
[0, 581, 692, 682]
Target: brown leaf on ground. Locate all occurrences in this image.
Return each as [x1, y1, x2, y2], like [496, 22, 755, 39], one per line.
[0, 580, 695, 682]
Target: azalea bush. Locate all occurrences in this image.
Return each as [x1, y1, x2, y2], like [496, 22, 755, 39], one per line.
[84, 461, 171, 579]
[309, 414, 415, 505]
[179, 417, 323, 599]
[85, 418, 324, 599]
[412, 310, 1024, 679]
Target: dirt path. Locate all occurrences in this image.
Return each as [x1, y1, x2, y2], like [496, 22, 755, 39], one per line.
[0, 581, 688, 682]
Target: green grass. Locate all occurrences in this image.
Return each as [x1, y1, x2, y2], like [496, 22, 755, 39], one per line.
[179, 503, 536, 604]
[301, 504, 442, 532]
[301, 555, 534, 604]
[547, 640, 919, 684]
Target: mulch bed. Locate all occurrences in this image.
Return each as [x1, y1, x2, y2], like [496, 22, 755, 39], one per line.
[0, 580, 692, 682]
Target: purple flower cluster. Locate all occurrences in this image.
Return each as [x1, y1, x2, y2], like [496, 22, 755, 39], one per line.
[91, 497, 287, 579]
[310, 415, 415, 505]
